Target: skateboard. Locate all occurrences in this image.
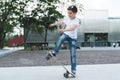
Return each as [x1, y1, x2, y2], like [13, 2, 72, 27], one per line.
[46, 50, 75, 78]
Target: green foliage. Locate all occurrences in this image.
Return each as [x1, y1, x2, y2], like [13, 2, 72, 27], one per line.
[34, 0, 63, 42]
[71, 0, 76, 2]
[0, 0, 31, 49]
[0, 0, 83, 49]
[31, 0, 63, 30]
[0, 0, 19, 49]
[18, 0, 63, 44]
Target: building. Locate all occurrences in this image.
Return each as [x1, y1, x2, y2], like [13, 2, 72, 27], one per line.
[8, 36, 24, 47]
[79, 10, 120, 47]
[79, 9, 109, 47]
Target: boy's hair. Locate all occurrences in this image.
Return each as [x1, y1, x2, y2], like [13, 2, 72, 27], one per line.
[67, 5, 78, 13]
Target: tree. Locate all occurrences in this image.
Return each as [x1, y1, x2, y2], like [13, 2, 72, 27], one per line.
[0, 0, 20, 49]
[18, 0, 63, 48]
[0, 0, 34, 49]
[34, 0, 63, 43]
[17, 0, 46, 48]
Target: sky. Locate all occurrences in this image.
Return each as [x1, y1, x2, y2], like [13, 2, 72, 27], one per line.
[109, 0, 120, 17]
[76, 0, 120, 17]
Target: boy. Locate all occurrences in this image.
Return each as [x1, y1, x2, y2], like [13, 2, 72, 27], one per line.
[46, 5, 80, 76]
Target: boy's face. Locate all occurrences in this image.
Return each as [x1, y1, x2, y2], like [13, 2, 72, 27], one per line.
[67, 10, 76, 19]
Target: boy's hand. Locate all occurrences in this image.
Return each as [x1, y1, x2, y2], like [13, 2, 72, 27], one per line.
[57, 29, 65, 33]
[49, 24, 55, 27]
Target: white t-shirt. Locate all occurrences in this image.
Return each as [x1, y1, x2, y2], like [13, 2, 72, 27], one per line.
[63, 17, 80, 39]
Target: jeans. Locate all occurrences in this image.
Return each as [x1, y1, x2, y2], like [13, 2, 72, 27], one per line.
[53, 33, 77, 73]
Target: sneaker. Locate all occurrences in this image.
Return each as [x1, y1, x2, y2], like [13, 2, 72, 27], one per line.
[46, 51, 55, 60]
[72, 70, 76, 77]
[71, 72, 76, 78]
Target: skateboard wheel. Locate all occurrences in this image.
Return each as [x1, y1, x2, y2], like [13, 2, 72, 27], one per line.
[63, 73, 69, 78]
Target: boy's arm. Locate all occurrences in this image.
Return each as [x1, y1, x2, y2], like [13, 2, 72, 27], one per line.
[58, 24, 77, 33]
[65, 24, 77, 31]
[49, 21, 64, 27]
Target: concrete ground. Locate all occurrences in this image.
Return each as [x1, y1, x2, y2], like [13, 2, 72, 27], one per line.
[0, 64, 120, 80]
[0, 47, 120, 80]
[0, 47, 120, 67]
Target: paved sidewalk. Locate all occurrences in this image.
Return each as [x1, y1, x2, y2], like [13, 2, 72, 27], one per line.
[80, 47, 120, 51]
[0, 47, 120, 67]
[0, 64, 120, 80]
[0, 47, 24, 57]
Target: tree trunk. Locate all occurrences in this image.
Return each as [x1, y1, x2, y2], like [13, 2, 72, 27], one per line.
[0, 38, 4, 49]
[24, 27, 30, 49]
[45, 28, 48, 43]
[0, 33, 6, 49]
[0, 27, 5, 49]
